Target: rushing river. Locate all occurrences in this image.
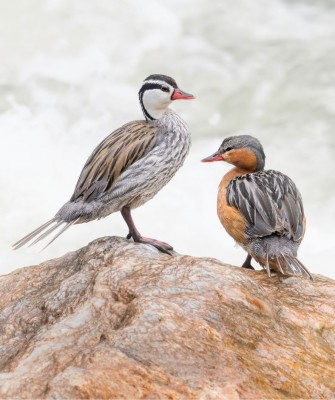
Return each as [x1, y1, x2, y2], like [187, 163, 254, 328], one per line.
[1, 0, 334, 278]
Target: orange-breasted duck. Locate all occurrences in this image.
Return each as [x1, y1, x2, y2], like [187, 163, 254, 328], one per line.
[202, 134, 312, 279]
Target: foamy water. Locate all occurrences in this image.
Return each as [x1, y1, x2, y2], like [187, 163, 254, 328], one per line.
[1, 0, 334, 278]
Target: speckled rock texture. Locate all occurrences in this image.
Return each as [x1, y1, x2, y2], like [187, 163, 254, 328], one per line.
[0, 237, 334, 399]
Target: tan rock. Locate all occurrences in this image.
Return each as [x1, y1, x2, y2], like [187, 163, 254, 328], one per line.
[0, 237, 334, 399]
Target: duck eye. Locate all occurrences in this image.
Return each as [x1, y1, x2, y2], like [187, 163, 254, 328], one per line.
[225, 147, 233, 152]
[161, 86, 170, 93]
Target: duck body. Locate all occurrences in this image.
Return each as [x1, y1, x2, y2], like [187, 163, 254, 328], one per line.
[14, 74, 194, 253]
[57, 109, 191, 222]
[203, 135, 311, 279]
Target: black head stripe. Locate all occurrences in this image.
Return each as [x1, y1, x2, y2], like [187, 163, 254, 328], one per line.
[144, 74, 178, 88]
[138, 84, 158, 121]
[139, 82, 166, 96]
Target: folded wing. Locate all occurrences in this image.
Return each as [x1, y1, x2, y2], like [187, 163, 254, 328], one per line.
[71, 121, 157, 202]
[227, 170, 305, 242]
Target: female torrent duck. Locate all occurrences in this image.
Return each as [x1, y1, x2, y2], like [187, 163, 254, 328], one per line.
[202, 134, 312, 279]
[14, 74, 194, 254]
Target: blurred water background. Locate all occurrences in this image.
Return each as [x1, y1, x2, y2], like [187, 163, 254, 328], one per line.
[1, 0, 334, 278]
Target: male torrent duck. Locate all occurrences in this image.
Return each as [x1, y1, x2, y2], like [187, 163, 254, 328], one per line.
[202, 134, 312, 279]
[14, 74, 194, 254]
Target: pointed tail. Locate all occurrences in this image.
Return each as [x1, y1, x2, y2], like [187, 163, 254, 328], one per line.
[274, 253, 313, 280]
[13, 218, 79, 250]
[249, 236, 312, 280]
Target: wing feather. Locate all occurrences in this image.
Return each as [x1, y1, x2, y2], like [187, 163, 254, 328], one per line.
[70, 121, 157, 202]
[227, 170, 305, 242]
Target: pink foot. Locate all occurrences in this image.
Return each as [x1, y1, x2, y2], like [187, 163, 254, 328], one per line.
[129, 234, 173, 255]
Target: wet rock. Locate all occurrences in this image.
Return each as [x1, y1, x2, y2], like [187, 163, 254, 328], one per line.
[0, 236, 334, 399]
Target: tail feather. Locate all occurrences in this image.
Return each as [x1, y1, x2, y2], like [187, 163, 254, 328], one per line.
[42, 219, 79, 250]
[29, 220, 65, 247]
[286, 255, 313, 280]
[13, 217, 77, 250]
[276, 253, 313, 280]
[264, 254, 271, 277]
[13, 218, 57, 249]
[275, 256, 285, 275]
[249, 237, 312, 280]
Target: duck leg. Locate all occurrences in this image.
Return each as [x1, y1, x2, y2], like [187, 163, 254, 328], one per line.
[121, 206, 173, 255]
[241, 254, 255, 270]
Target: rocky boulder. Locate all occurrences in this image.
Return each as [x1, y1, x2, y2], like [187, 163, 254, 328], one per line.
[0, 237, 334, 399]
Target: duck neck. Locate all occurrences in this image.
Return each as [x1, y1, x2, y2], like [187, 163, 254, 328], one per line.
[230, 167, 252, 178]
[254, 149, 265, 171]
[227, 148, 265, 173]
[141, 103, 168, 121]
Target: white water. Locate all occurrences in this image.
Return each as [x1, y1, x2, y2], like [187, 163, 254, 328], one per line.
[1, 0, 334, 278]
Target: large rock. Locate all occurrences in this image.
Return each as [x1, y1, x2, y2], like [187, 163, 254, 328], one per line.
[0, 237, 334, 399]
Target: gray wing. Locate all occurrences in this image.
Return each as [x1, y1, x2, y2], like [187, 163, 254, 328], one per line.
[227, 170, 305, 242]
[70, 121, 158, 202]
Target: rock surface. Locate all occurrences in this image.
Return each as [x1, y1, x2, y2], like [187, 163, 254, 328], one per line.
[0, 236, 334, 399]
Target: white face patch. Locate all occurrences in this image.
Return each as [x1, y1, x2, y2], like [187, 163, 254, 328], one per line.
[141, 80, 174, 120]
